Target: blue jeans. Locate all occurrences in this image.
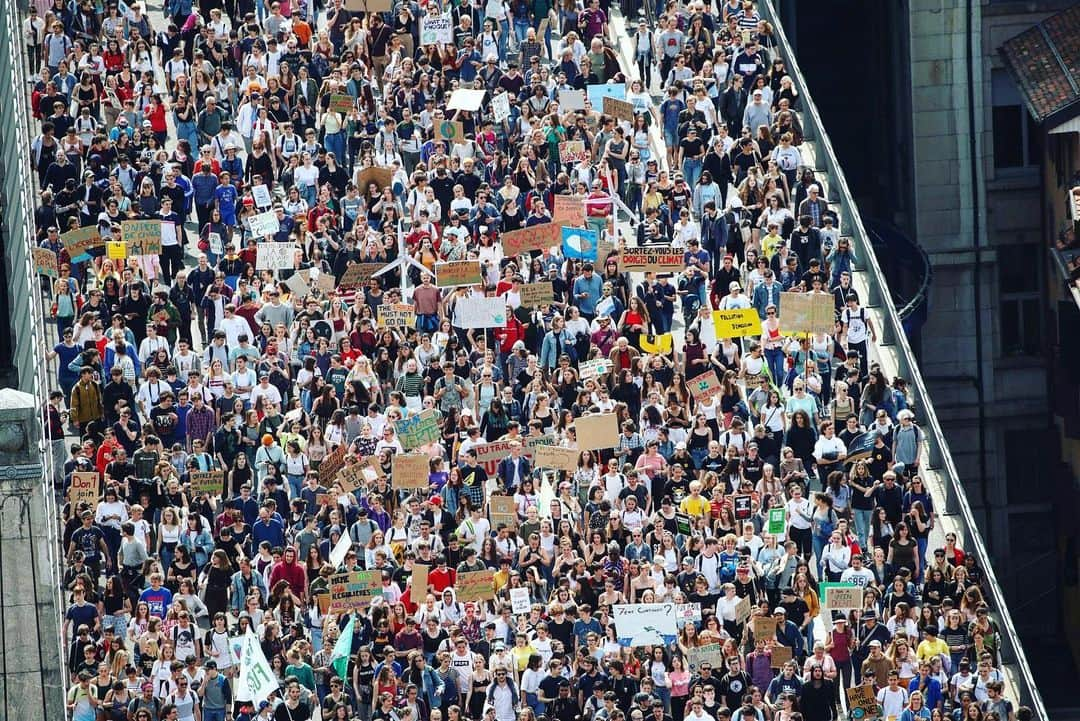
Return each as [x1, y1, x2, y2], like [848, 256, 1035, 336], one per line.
[176, 119, 199, 153]
[204, 709, 226, 721]
[853, 508, 872, 549]
[812, 533, 827, 570]
[287, 473, 304, 500]
[324, 130, 345, 163]
[525, 692, 544, 717]
[682, 157, 703, 190]
[764, 347, 785, 386]
[513, 18, 530, 45]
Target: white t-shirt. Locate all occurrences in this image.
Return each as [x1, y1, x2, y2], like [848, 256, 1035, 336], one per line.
[842, 306, 869, 344]
[876, 686, 908, 718]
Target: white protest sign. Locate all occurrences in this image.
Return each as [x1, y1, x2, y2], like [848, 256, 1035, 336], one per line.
[208, 232, 224, 256]
[329, 534, 352, 568]
[447, 88, 487, 112]
[492, 92, 511, 123]
[248, 210, 280, 238]
[235, 629, 278, 703]
[455, 296, 507, 329]
[510, 587, 532, 615]
[256, 242, 294, 270]
[252, 184, 273, 208]
[420, 13, 454, 45]
[613, 603, 678, 646]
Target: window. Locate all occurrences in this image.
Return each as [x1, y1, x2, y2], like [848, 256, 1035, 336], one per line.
[997, 244, 1042, 355]
[991, 69, 1041, 169]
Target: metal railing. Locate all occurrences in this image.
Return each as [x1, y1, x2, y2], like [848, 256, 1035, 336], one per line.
[757, 0, 1048, 717]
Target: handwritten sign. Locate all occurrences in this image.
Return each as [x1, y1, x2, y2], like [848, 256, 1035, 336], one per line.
[500, 224, 561, 256]
[820, 582, 863, 615]
[328, 570, 382, 613]
[392, 453, 430, 489]
[395, 410, 440, 450]
[688, 371, 724, 402]
[552, 195, 587, 225]
[456, 569, 496, 602]
[339, 262, 383, 289]
[189, 470, 224, 496]
[686, 643, 725, 672]
[33, 247, 59, 277]
[612, 603, 677, 646]
[712, 308, 763, 338]
[411, 564, 430, 595]
[619, 246, 683, 274]
[377, 303, 416, 329]
[420, 13, 454, 44]
[256, 242, 294, 271]
[490, 495, 517, 528]
[121, 220, 164, 255]
[574, 413, 619, 450]
[533, 444, 579, 472]
[436, 260, 483, 288]
[770, 645, 793, 668]
[579, 358, 613, 381]
[251, 183, 273, 208]
[735, 595, 752, 624]
[318, 444, 347, 484]
[434, 120, 466, 143]
[509, 587, 531, 614]
[61, 226, 102, 262]
[558, 141, 588, 164]
[558, 89, 586, 111]
[603, 96, 635, 122]
[284, 271, 311, 299]
[455, 296, 506, 329]
[106, 240, 127, 260]
[675, 603, 701, 627]
[472, 440, 517, 466]
[781, 292, 835, 336]
[328, 94, 356, 114]
[846, 685, 882, 720]
[519, 282, 554, 306]
[70, 471, 100, 507]
[752, 616, 777, 639]
[247, 211, 279, 238]
[491, 92, 511, 123]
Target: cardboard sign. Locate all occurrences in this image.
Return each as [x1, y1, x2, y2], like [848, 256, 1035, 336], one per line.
[436, 260, 483, 288]
[328, 570, 382, 613]
[328, 94, 356, 114]
[558, 140, 588, 164]
[491, 92, 512, 123]
[311, 269, 336, 294]
[395, 409, 441, 450]
[532, 444, 579, 472]
[752, 616, 777, 638]
[578, 358, 614, 381]
[713, 308, 763, 338]
[603, 95, 635, 122]
[519, 282, 554, 306]
[446, 88, 487, 112]
[688, 371, 724, 402]
[344, 0, 391, 11]
[420, 13, 454, 44]
[490, 495, 517, 528]
[501, 224, 561, 256]
[357, 166, 394, 193]
[473, 440, 517, 465]
[820, 582, 863, 615]
[33, 247, 59, 277]
[247, 211, 280, 238]
[284, 271, 312, 299]
[61, 226, 103, 262]
[335, 464, 364, 494]
[69, 471, 100, 507]
[781, 292, 835, 336]
[558, 89, 586, 111]
[686, 643, 725, 672]
[767, 507, 786, 536]
[619, 247, 683, 274]
[434, 120, 466, 143]
[377, 303, 416, 329]
[189, 470, 224, 496]
[318, 444, 348, 484]
[574, 413, 619, 450]
[735, 595, 752, 624]
[256, 242, 294, 270]
[732, 494, 752, 520]
[339, 262, 383, 289]
[552, 194, 587, 225]
[456, 569, 496, 602]
[770, 645, 793, 668]
[392, 453, 431, 489]
[412, 564, 430, 594]
[522, 434, 556, 460]
[846, 685, 882, 720]
[455, 296, 507, 329]
[121, 220, 164, 255]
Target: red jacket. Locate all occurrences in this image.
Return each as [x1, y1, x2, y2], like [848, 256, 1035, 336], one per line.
[268, 560, 307, 597]
[495, 314, 526, 354]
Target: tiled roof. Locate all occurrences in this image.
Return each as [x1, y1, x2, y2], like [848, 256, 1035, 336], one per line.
[999, 3, 1080, 124]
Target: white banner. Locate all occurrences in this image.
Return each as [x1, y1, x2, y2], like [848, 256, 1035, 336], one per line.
[454, 296, 507, 329]
[235, 629, 278, 703]
[256, 242, 294, 270]
[252, 183, 273, 208]
[613, 603, 678, 647]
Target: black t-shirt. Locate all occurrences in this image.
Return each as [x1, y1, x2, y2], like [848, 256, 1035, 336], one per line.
[72, 525, 106, 562]
[679, 137, 705, 159]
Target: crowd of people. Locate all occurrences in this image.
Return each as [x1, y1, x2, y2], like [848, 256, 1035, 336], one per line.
[22, 0, 1032, 720]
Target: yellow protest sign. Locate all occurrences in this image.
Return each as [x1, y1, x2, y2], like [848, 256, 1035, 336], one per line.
[712, 308, 762, 338]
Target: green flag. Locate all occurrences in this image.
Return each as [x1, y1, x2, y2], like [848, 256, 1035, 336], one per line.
[331, 616, 355, 680]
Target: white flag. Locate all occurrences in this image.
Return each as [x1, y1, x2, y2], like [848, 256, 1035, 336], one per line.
[235, 629, 278, 704]
[329, 533, 352, 569]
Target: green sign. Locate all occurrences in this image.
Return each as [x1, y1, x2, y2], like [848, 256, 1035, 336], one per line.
[767, 507, 786, 536]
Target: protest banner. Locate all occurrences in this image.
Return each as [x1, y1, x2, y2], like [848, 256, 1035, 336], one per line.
[329, 534, 352, 568]
[686, 644, 726, 672]
[61, 226, 102, 262]
[434, 120, 465, 143]
[552, 194, 586, 225]
[208, 232, 224, 256]
[455, 296, 507, 328]
[558, 140, 588, 164]
[377, 303, 416, 329]
[456, 569, 496, 602]
[70, 471, 99, 507]
[510, 587, 532, 614]
[767, 507, 786, 536]
[357, 166, 394, 192]
[732, 494, 753, 520]
[473, 440, 517, 465]
[574, 413, 619, 449]
[675, 603, 701, 627]
[419, 13, 454, 44]
[446, 88, 487, 112]
[247, 211, 279, 238]
[189, 470, 224, 496]
[820, 583, 863, 615]
[688, 371, 724, 402]
[846, 685, 882, 720]
[578, 358, 613, 381]
[32, 247, 59, 277]
[558, 89, 586, 111]
[735, 595, 752, 624]
[491, 92, 512, 123]
[284, 272, 311, 299]
[603, 96, 635, 122]
[501, 224, 561, 255]
[519, 282, 554, 306]
[532, 444, 580, 472]
[712, 308, 763, 338]
[412, 564, 430, 595]
[344, 0, 391, 11]
[436, 260, 483, 288]
[490, 495, 517, 528]
[236, 629, 278, 704]
[338, 262, 383, 289]
[675, 513, 692, 535]
[251, 183, 273, 208]
[256, 243, 293, 271]
[619, 247, 683, 273]
[318, 444, 347, 483]
[613, 603, 678, 646]
[845, 431, 877, 463]
[120, 220, 164, 255]
[392, 453, 430, 489]
[586, 83, 626, 109]
[327, 94, 356, 114]
[780, 292, 835, 335]
[770, 645, 794, 668]
[106, 240, 127, 260]
[395, 410, 440, 449]
[311, 270, 337, 293]
[752, 616, 777, 638]
[328, 570, 382, 613]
